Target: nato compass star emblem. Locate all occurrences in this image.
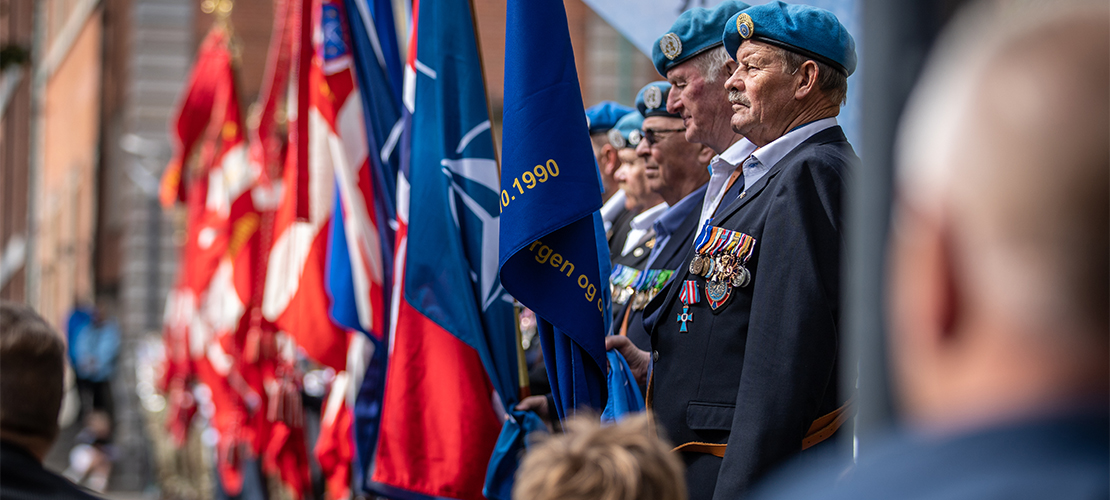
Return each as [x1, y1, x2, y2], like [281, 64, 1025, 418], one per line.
[440, 120, 510, 311]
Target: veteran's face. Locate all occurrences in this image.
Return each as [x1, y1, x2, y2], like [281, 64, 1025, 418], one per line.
[666, 61, 736, 152]
[725, 41, 802, 146]
[638, 116, 704, 203]
[615, 148, 650, 207]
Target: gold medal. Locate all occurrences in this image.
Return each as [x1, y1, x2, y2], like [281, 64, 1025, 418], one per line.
[717, 254, 737, 281]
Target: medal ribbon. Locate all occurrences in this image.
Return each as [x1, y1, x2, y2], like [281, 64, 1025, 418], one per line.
[631, 268, 653, 291]
[679, 279, 699, 304]
[610, 265, 641, 289]
[693, 219, 714, 253]
[735, 233, 757, 263]
[610, 264, 627, 282]
[648, 270, 674, 292]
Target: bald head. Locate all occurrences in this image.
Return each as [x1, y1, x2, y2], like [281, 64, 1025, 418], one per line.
[891, 1, 1109, 429]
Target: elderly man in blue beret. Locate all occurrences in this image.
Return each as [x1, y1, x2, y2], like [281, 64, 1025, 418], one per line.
[607, 111, 665, 270]
[610, 81, 714, 358]
[609, 2, 858, 498]
[652, 1, 757, 230]
[587, 101, 638, 240]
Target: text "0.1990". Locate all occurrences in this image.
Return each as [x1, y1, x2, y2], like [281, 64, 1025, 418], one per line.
[500, 159, 560, 211]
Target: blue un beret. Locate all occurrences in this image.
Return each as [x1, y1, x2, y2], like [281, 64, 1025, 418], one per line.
[723, 1, 857, 76]
[608, 112, 645, 149]
[652, 0, 751, 76]
[636, 81, 680, 119]
[585, 101, 635, 135]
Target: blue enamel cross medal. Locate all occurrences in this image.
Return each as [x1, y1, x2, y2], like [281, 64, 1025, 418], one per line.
[677, 280, 699, 333]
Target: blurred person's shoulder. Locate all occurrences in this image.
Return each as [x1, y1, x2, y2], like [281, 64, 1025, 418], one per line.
[0, 441, 102, 500]
[750, 411, 1109, 500]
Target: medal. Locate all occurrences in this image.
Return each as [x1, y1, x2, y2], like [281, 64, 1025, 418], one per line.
[706, 280, 731, 311]
[717, 254, 737, 279]
[731, 266, 751, 288]
[690, 222, 759, 310]
[690, 221, 715, 276]
[610, 265, 642, 305]
[689, 254, 706, 275]
[677, 280, 699, 333]
[631, 292, 645, 310]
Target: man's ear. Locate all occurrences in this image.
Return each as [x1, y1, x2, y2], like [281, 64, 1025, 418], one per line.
[934, 217, 961, 342]
[892, 203, 962, 349]
[794, 60, 820, 100]
[603, 144, 621, 175]
[696, 145, 715, 165]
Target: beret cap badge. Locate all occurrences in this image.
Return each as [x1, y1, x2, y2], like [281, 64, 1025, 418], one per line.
[660, 33, 683, 60]
[644, 86, 663, 110]
[607, 128, 626, 149]
[737, 13, 753, 39]
[628, 129, 642, 146]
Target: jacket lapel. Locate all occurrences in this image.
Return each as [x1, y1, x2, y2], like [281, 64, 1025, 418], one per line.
[713, 126, 847, 224]
[649, 202, 701, 270]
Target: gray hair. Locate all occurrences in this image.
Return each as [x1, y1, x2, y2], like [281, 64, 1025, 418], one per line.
[773, 47, 848, 106]
[689, 45, 733, 84]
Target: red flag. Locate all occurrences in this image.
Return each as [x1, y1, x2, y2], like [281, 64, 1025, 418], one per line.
[314, 373, 353, 500]
[162, 27, 233, 207]
[260, 0, 367, 370]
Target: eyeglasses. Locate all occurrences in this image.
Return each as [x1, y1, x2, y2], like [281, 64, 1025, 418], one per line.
[642, 128, 686, 145]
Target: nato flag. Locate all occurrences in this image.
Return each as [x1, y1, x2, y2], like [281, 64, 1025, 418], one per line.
[499, 0, 611, 420]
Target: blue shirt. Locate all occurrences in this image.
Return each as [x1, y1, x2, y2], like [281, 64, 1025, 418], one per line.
[751, 410, 1110, 500]
[644, 183, 707, 270]
[73, 321, 120, 382]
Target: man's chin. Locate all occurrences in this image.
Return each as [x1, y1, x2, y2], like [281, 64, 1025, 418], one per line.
[729, 117, 749, 136]
[683, 126, 698, 143]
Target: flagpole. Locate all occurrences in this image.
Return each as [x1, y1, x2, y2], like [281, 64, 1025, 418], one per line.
[513, 305, 531, 399]
[468, 0, 533, 401]
[466, 0, 501, 175]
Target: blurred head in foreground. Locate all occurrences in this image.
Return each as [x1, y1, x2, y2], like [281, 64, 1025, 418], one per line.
[891, 0, 1109, 432]
[0, 301, 67, 461]
[513, 413, 687, 500]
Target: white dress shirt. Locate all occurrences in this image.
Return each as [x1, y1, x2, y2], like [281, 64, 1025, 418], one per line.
[699, 138, 757, 231]
[744, 117, 838, 191]
[600, 189, 627, 233]
[621, 202, 668, 256]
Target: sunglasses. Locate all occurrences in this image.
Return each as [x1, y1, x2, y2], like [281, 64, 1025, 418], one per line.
[642, 127, 686, 145]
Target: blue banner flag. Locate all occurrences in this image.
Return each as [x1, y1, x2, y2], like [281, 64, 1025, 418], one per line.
[330, 0, 403, 492]
[499, 0, 611, 420]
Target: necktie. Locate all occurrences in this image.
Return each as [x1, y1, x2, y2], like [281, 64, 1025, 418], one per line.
[714, 157, 749, 216]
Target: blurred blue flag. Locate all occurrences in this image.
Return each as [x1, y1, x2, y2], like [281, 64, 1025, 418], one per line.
[368, 1, 526, 498]
[330, 0, 403, 492]
[498, 0, 611, 421]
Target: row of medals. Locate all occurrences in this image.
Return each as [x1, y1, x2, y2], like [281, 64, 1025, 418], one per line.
[612, 277, 668, 310]
[689, 252, 752, 296]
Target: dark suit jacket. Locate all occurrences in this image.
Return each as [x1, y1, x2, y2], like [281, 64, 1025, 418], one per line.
[645, 127, 855, 500]
[615, 190, 705, 352]
[607, 206, 636, 259]
[0, 441, 101, 500]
